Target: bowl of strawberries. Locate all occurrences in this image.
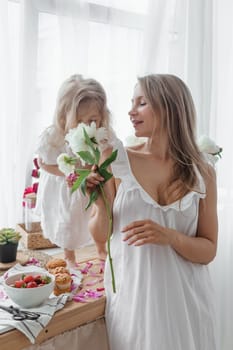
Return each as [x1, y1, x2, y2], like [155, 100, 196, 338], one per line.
[3, 271, 55, 308]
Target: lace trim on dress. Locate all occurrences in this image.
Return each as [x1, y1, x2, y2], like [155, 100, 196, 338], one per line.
[112, 138, 206, 212]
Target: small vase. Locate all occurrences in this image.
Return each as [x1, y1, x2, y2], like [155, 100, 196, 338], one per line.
[24, 196, 36, 232]
[0, 242, 18, 263]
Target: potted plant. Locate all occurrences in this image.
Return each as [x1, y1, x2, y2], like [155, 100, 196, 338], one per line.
[0, 228, 22, 263]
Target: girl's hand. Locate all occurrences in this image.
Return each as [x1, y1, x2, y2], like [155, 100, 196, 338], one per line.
[121, 220, 171, 246]
[37, 157, 44, 168]
[66, 173, 78, 188]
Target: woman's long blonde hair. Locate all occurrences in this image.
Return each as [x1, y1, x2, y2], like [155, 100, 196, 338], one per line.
[138, 74, 207, 199]
[48, 74, 111, 146]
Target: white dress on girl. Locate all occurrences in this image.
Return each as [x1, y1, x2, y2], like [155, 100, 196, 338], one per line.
[35, 127, 93, 249]
[104, 138, 217, 350]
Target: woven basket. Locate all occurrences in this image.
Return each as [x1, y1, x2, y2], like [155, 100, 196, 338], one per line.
[16, 222, 57, 250]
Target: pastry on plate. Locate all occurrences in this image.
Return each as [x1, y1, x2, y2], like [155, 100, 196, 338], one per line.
[53, 272, 72, 296]
[50, 266, 70, 275]
[46, 258, 67, 272]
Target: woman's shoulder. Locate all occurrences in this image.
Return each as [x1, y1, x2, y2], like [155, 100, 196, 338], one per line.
[193, 160, 216, 198]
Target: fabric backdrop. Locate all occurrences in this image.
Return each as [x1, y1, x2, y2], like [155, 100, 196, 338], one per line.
[0, 0, 232, 348]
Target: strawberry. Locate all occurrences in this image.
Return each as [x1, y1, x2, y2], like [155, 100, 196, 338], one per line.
[14, 280, 26, 288]
[23, 275, 34, 283]
[26, 281, 38, 288]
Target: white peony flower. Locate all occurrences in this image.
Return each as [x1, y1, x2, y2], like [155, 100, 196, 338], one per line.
[206, 154, 220, 165]
[65, 125, 90, 154]
[57, 153, 75, 175]
[197, 135, 220, 154]
[197, 135, 222, 165]
[65, 122, 108, 163]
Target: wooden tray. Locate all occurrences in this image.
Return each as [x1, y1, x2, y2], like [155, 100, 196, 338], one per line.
[0, 250, 51, 274]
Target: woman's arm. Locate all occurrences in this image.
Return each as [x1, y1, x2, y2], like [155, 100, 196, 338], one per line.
[88, 177, 116, 244]
[122, 166, 218, 264]
[87, 148, 117, 244]
[171, 165, 218, 264]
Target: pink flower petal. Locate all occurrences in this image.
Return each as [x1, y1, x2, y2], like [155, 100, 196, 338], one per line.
[85, 279, 99, 286]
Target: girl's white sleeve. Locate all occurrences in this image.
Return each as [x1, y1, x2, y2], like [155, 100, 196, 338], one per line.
[35, 129, 61, 164]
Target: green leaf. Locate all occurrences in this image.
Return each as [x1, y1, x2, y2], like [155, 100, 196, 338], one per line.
[100, 150, 118, 169]
[83, 129, 98, 153]
[98, 168, 113, 182]
[71, 170, 91, 193]
[77, 151, 95, 165]
[94, 147, 100, 164]
[65, 156, 77, 165]
[80, 178, 87, 196]
[85, 190, 98, 210]
[76, 169, 91, 176]
[83, 128, 95, 146]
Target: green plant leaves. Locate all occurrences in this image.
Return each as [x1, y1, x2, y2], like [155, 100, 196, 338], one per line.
[71, 128, 118, 211]
[0, 229, 21, 245]
[86, 190, 99, 210]
[73, 148, 118, 204]
[71, 169, 91, 193]
[77, 151, 95, 165]
[98, 168, 113, 182]
[100, 149, 118, 169]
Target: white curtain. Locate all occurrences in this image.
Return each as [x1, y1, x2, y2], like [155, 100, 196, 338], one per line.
[209, 1, 233, 348]
[0, 0, 91, 227]
[0, 0, 232, 348]
[141, 0, 233, 348]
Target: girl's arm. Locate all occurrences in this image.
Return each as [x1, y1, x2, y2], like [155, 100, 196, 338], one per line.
[122, 165, 218, 264]
[38, 158, 64, 177]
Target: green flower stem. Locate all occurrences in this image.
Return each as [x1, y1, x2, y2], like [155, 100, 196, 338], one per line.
[99, 183, 116, 293]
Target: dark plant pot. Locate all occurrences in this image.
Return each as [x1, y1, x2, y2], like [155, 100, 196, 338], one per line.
[0, 242, 18, 263]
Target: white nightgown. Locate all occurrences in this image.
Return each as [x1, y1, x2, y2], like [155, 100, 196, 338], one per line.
[104, 139, 217, 350]
[35, 127, 93, 249]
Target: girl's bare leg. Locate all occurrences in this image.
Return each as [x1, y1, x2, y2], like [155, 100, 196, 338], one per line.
[64, 249, 76, 268]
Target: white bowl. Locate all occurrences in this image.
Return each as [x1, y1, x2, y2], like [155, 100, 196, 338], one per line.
[3, 271, 55, 308]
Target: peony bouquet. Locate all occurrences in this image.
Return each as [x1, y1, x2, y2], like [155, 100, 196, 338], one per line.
[57, 122, 117, 293]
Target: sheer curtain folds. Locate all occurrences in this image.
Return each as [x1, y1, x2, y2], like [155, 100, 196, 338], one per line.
[0, 0, 232, 348]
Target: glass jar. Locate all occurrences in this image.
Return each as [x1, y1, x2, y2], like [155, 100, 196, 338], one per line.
[24, 194, 36, 232]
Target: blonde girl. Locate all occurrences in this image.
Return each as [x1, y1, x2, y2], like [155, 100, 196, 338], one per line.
[35, 74, 112, 266]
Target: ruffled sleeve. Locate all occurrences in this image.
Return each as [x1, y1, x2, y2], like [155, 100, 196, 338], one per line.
[35, 127, 64, 164]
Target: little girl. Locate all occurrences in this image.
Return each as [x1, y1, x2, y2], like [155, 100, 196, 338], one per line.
[35, 74, 113, 266]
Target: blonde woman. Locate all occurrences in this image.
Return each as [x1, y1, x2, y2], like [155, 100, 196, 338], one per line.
[35, 74, 112, 266]
[87, 74, 218, 349]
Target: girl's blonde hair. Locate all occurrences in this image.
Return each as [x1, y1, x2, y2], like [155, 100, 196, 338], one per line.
[138, 74, 207, 199]
[49, 74, 111, 145]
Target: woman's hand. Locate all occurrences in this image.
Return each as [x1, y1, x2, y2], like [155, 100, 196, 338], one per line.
[86, 165, 105, 191]
[121, 220, 171, 246]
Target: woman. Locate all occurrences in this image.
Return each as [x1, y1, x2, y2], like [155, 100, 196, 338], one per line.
[87, 74, 218, 350]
